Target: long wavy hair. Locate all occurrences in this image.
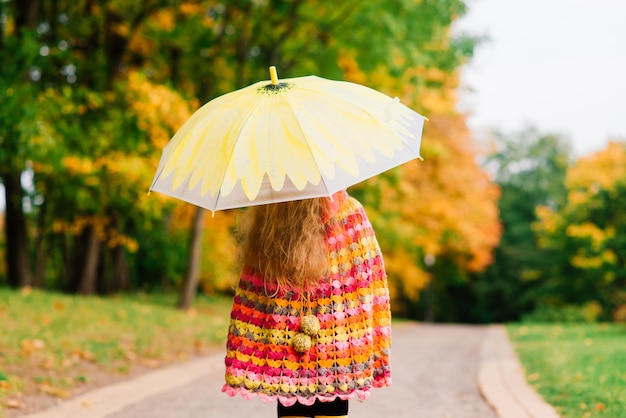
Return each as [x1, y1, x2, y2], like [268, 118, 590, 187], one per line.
[238, 197, 333, 291]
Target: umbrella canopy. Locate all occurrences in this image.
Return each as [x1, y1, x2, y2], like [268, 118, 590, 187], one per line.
[149, 66, 425, 211]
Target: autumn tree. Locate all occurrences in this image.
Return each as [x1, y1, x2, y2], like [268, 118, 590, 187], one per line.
[331, 9, 501, 317]
[534, 141, 626, 318]
[0, 0, 192, 294]
[1, 0, 501, 320]
[128, 0, 491, 310]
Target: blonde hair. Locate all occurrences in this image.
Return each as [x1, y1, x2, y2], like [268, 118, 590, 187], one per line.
[238, 198, 333, 290]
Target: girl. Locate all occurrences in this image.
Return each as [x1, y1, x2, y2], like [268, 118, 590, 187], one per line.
[222, 190, 392, 418]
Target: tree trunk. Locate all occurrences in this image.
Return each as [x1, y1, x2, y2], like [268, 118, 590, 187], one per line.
[178, 206, 205, 309]
[77, 225, 101, 295]
[4, 173, 32, 287]
[112, 245, 130, 292]
[14, 0, 38, 30]
[33, 201, 48, 288]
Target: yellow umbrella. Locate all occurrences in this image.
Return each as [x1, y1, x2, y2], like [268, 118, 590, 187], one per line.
[150, 66, 425, 211]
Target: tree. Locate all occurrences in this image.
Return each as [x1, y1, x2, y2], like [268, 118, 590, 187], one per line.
[534, 141, 626, 317]
[469, 128, 572, 322]
[130, 0, 490, 311]
[0, 0, 41, 287]
[1, 0, 193, 294]
[1, 1, 501, 320]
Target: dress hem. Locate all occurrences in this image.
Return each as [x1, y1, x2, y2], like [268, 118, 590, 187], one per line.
[221, 380, 391, 407]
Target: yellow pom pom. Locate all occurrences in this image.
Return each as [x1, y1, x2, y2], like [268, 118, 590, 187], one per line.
[300, 315, 321, 336]
[292, 332, 312, 353]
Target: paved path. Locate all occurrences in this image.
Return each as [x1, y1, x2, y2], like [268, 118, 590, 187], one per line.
[108, 323, 495, 418]
[23, 323, 559, 418]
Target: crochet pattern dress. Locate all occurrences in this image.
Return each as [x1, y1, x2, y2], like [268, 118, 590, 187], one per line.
[222, 192, 392, 406]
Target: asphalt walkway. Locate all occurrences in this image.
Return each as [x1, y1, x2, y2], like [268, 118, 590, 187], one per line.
[22, 324, 559, 418]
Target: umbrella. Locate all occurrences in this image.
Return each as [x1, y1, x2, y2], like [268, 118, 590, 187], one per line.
[149, 66, 425, 212]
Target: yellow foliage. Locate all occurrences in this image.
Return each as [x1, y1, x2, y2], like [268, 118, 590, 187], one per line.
[200, 210, 239, 293]
[539, 142, 626, 273]
[180, 3, 207, 16]
[152, 10, 175, 31]
[338, 52, 368, 85]
[128, 31, 156, 56]
[567, 141, 626, 192]
[566, 223, 614, 252]
[571, 249, 616, 270]
[95, 153, 153, 186]
[62, 155, 96, 175]
[169, 202, 197, 231]
[384, 250, 429, 301]
[127, 71, 197, 151]
[112, 22, 130, 37]
[535, 205, 559, 234]
[52, 216, 139, 252]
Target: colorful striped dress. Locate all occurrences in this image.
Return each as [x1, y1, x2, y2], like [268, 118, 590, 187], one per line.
[222, 193, 392, 406]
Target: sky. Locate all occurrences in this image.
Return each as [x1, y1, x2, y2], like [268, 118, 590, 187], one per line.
[454, 0, 626, 157]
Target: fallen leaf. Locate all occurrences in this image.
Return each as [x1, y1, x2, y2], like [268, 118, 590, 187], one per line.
[39, 384, 71, 399]
[41, 314, 52, 325]
[6, 399, 24, 409]
[527, 373, 540, 382]
[140, 358, 160, 368]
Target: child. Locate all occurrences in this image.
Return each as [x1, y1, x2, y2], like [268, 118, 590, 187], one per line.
[222, 190, 392, 418]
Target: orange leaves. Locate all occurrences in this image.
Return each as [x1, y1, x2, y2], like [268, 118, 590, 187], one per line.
[151, 10, 175, 31]
[399, 109, 501, 273]
[345, 60, 500, 304]
[338, 53, 367, 85]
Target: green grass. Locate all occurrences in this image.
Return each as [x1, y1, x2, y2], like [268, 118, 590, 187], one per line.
[507, 323, 626, 418]
[0, 287, 232, 415]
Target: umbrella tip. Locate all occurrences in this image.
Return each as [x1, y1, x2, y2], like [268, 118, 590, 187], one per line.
[269, 66, 278, 85]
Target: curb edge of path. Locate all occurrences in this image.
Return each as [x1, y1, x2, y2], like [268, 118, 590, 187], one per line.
[477, 324, 561, 418]
[21, 353, 225, 418]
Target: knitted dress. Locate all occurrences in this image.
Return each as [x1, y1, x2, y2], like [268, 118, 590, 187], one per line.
[222, 193, 392, 406]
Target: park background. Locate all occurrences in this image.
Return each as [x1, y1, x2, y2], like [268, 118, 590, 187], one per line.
[1, 0, 625, 417]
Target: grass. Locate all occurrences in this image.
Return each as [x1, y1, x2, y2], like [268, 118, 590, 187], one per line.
[0, 287, 232, 416]
[507, 322, 626, 418]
